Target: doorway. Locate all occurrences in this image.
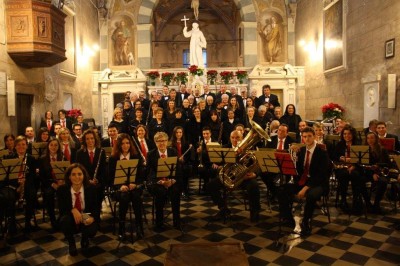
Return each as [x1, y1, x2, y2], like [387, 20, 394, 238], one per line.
[16, 93, 34, 135]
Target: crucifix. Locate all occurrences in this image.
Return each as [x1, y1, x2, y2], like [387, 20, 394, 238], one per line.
[181, 15, 189, 28]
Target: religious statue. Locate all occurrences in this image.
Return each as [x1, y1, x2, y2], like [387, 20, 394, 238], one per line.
[191, 0, 200, 20]
[112, 20, 132, 65]
[259, 16, 282, 63]
[183, 20, 207, 68]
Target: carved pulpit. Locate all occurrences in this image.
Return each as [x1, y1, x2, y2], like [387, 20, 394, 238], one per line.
[5, 0, 67, 68]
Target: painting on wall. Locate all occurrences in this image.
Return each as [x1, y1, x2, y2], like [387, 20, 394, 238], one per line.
[323, 0, 346, 74]
[59, 6, 76, 78]
[110, 16, 135, 67]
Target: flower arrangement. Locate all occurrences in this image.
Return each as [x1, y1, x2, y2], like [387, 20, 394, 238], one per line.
[188, 65, 204, 76]
[176, 72, 188, 84]
[236, 70, 248, 84]
[67, 109, 82, 123]
[321, 103, 345, 119]
[220, 71, 234, 84]
[161, 72, 175, 85]
[147, 71, 160, 79]
[207, 70, 218, 84]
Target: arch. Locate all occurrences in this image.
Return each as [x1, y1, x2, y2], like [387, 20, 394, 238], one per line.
[138, 0, 257, 24]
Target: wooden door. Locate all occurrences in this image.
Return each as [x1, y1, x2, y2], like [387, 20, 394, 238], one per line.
[16, 93, 33, 135]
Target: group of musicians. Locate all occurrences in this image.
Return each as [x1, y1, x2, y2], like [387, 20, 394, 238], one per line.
[1, 89, 400, 255]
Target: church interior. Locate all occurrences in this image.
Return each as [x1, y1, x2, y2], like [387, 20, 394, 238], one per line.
[1, 0, 400, 265]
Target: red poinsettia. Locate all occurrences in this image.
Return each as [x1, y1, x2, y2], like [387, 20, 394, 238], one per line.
[67, 109, 82, 119]
[235, 70, 248, 79]
[147, 71, 160, 79]
[321, 103, 345, 119]
[188, 65, 203, 76]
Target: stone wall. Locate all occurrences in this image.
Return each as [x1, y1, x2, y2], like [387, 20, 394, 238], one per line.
[0, 0, 100, 146]
[296, 0, 400, 133]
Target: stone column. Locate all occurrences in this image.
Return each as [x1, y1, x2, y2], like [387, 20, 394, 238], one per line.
[137, 24, 152, 69]
[241, 22, 257, 67]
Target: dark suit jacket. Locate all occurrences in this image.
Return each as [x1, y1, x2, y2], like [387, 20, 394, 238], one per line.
[296, 145, 331, 191]
[332, 140, 361, 162]
[39, 154, 65, 188]
[101, 138, 114, 148]
[40, 119, 55, 135]
[146, 147, 179, 184]
[2, 153, 37, 190]
[57, 184, 99, 222]
[75, 148, 107, 185]
[201, 92, 216, 101]
[266, 135, 294, 150]
[258, 94, 280, 107]
[55, 119, 73, 131]
[134, 137, 156, 155]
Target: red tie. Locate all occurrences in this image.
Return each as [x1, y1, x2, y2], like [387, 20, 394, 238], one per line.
[89, 151, 94, 164]
[161, 154, 166, 159]
[278, 140, 283, 150]
[299, 150, 310, 186]
[177, 142, 182, 157]
[64, 143, 70, 161]
[47, 120, 51, 130]
[74, 192, 82, 212]
[62, 120, 66, 128]
[141, 140, 147, 157]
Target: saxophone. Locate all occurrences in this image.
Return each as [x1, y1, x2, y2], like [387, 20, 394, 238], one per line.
[219, 121, 271, 190]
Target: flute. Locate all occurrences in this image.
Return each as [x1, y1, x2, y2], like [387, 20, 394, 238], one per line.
[92, 149, 103, 183]
[179, 144, 193, 161]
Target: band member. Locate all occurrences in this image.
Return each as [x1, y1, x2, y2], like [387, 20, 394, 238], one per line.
[279, 104, 302, 134]
[170, 126, 192, 199]
[206, 130, 261, 222]
[376, 121, 400, 152]
[363, 132, 391, 213]
[146, 132, 181, 232]
[134, 125, 156, 159]
[147, 107, 169, 141]
[39, 138, 65, 229]
[278, 127, 331, 235]
[59, 128, 77, 163]
[197, 127, 219, 190]
[101, 124, 119, 148]
[261, 124, 294, 201]
[332, 125, 362, 213]
[5, 136, 38, 233]
[1, 134, 15, 156]
[108, 133, 144, 240]
[75, 129, 107, 221]
[58, 164, 99, 256]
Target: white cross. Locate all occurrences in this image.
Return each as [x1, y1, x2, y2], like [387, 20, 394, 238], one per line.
[181, 15, 189, 28]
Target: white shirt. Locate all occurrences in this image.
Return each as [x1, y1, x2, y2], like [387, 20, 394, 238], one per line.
[276, 138, 286, 149]
[71, 186, 85, 211]
[120, 153, 131, 160]
[304, 143, 317, 168]
[158, 150, 168, 157]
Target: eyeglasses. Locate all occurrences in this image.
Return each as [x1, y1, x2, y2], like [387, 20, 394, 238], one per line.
[156, 139, 168, 143]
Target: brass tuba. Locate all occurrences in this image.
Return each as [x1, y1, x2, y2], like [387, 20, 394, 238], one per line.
[219, 121, 271, 190]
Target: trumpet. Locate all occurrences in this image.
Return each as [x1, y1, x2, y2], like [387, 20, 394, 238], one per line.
[179, 144, 193, 161]
[198, 140, 204, 171]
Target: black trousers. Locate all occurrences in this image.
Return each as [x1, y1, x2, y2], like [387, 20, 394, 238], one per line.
[43, 186, 57, 222]
[116, 188, 143, 226]
[278, 184, 324, 222]
[24, 183, 36, 224]
[198, 165, 217, 188]
[149, 183, 181, 227]
[59, 214, 98, 242]
[205, 177, 261, 212]
[335, 168, 369, 205]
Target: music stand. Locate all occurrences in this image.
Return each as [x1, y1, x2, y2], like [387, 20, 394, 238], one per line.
[273, 151, 301, 247]
[0, 158, 22, 246]
[31, 142, 47, 159]
[0, 150, 9, 158]
[207, 147, 236, 228]
[349, 145, 369, 164]
[113, 159, 139, 247]
[51, 161, 71, 181]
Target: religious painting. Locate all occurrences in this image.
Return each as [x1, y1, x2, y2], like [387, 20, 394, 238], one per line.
[59, 6, 76, 78]
[323, 0, 346, 74]
[257, 12, 285, 64]
[385, 38, 395, 58]
[110, 16, 135, 67]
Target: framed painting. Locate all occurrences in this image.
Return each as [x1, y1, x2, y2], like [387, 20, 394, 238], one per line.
[385, 39, 395, 58]
[323, 0, 346, 74]
[59, 6, 76, 78]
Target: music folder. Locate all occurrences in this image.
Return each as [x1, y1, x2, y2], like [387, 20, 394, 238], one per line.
[379, 138, 395, 152]
[156, 157, 177, 179]
[114, 159, 139, 185]
[254, 150, 280, 174]
[274, 152, 297, 176]
[349, 145, 369, 164]
[0, 158, 22, 182]
[51, 161, 71, 181]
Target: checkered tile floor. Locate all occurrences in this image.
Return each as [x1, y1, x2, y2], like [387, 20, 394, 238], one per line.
[1, 179, 400, 266]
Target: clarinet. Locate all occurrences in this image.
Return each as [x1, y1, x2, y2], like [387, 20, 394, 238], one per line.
[17, 154, 28, 202]
[92, 149, 103, 183]
[217, 122, 224, 144]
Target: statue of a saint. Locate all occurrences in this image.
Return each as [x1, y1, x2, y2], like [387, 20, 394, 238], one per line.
[183, 21, 207, 68]
[112, 20, 132, 65]
[191, 0, 200, 20]
[259, 16, 282, 63]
